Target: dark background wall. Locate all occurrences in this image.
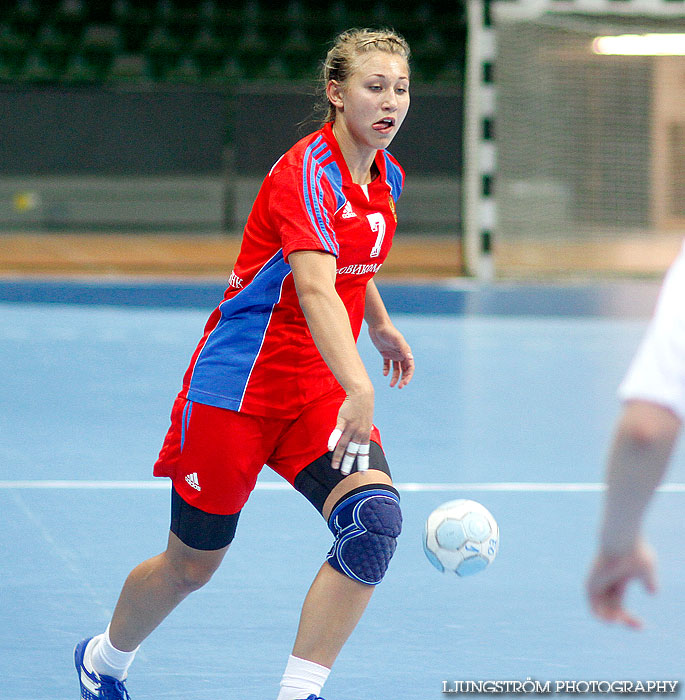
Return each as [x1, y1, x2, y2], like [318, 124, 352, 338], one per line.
[0, 87, 227, 175]
[0, 84, 462, 177]
[0, 84, 463, 232]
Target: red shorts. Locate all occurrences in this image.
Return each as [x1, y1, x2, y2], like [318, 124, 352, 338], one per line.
[154, 390, 383, 515]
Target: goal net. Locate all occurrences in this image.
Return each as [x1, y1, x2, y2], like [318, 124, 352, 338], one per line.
[487, 1, 685, 277]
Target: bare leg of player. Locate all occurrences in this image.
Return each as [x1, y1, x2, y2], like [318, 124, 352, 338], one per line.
[291, 562, 374, 667]
[108, 532, 230, 651]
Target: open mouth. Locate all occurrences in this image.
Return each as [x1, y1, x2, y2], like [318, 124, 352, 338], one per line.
[373, 117, 395, 131]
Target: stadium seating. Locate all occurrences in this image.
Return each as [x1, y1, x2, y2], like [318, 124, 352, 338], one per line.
[0, 0, 465, 84]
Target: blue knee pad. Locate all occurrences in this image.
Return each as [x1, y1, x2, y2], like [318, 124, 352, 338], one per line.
[326, 486, 402, 585]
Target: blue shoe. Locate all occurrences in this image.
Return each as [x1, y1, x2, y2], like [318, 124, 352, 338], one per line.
[74, 638, 131, 699]
[301, 696, 326, 700]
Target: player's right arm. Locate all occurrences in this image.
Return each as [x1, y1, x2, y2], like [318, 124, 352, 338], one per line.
[586, 400, 680, 628]
[289, 249, 375, 474]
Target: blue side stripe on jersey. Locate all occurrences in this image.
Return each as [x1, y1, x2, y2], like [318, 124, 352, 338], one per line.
[311, 139, 345, 211]
[311, 138, 328, 159]
[301, 138, 326, 248]
[304, 141, 336, 254]
[321, 159, 345, 211]
[313, 165, 339, 255]
[309, 156, 335, 252]
[383, 152, 404, 201]
[303, 137, 339, 255]
[186, 252, 291, 411]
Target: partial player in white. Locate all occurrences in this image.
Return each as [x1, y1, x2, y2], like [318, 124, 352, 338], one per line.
[587, 241, 685, 629]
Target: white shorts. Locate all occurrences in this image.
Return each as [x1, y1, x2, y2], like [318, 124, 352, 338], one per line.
[618, 240, 685, 420]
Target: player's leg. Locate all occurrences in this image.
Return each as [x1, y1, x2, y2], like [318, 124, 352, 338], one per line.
[270, 396, 401, 699]
[77, 492, 239, 694]
[77, 399, 279, 696]
[108, 491, 239, 652]
[290, 462, 399, 668]
[278, 466, 400, 700]
[276, 562, 374, 700]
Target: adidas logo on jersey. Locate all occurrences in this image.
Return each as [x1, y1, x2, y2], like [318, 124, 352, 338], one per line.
[341, 201, 356, 219]
[185, 472, 201, 491]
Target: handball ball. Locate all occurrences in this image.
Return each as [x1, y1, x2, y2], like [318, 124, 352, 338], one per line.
[423, 499, 499, 576]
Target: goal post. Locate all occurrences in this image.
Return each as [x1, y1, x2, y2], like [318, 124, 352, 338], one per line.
[462, 0, 685, 279]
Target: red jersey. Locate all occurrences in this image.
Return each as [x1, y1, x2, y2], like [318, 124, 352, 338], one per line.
[182, 122, 405, 418]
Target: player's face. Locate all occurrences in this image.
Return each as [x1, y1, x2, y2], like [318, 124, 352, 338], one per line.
[331, 51, 410, 152]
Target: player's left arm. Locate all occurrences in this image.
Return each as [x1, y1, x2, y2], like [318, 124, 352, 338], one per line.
[364, 279, 414, 388]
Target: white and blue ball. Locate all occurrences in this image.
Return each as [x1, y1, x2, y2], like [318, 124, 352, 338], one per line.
[423, 499, 499, 577]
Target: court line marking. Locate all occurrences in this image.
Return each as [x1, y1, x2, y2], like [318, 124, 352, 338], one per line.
[1, 480, 684, 493]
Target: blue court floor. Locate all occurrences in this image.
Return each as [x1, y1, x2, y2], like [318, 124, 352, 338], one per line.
[1, 282, 683, 699]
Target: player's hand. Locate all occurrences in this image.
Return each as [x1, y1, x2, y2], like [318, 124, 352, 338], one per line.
[367, 322, 414, 388]
[328, 390, 374, 475]
[585, 538, 658, 630]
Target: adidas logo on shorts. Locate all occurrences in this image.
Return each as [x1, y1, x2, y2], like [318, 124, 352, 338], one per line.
[185, 472, 201, 491]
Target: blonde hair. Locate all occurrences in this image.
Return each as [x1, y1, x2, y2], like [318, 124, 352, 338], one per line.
[319, 28, 411, 123]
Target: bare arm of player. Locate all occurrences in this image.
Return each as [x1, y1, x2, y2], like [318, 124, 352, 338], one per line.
[289, 250, 374, 473]
[364, 279, 415, 389]
[586, 400, 681, 628]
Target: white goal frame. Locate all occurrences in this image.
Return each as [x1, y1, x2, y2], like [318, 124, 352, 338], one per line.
[462, 0, 685, 278]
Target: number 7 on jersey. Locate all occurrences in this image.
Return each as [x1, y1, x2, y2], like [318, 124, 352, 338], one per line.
[366, 213, 386, 258]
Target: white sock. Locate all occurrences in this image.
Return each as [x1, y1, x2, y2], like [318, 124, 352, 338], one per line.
[88, 624, 139, 681]
[276, 654, 330, 700]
